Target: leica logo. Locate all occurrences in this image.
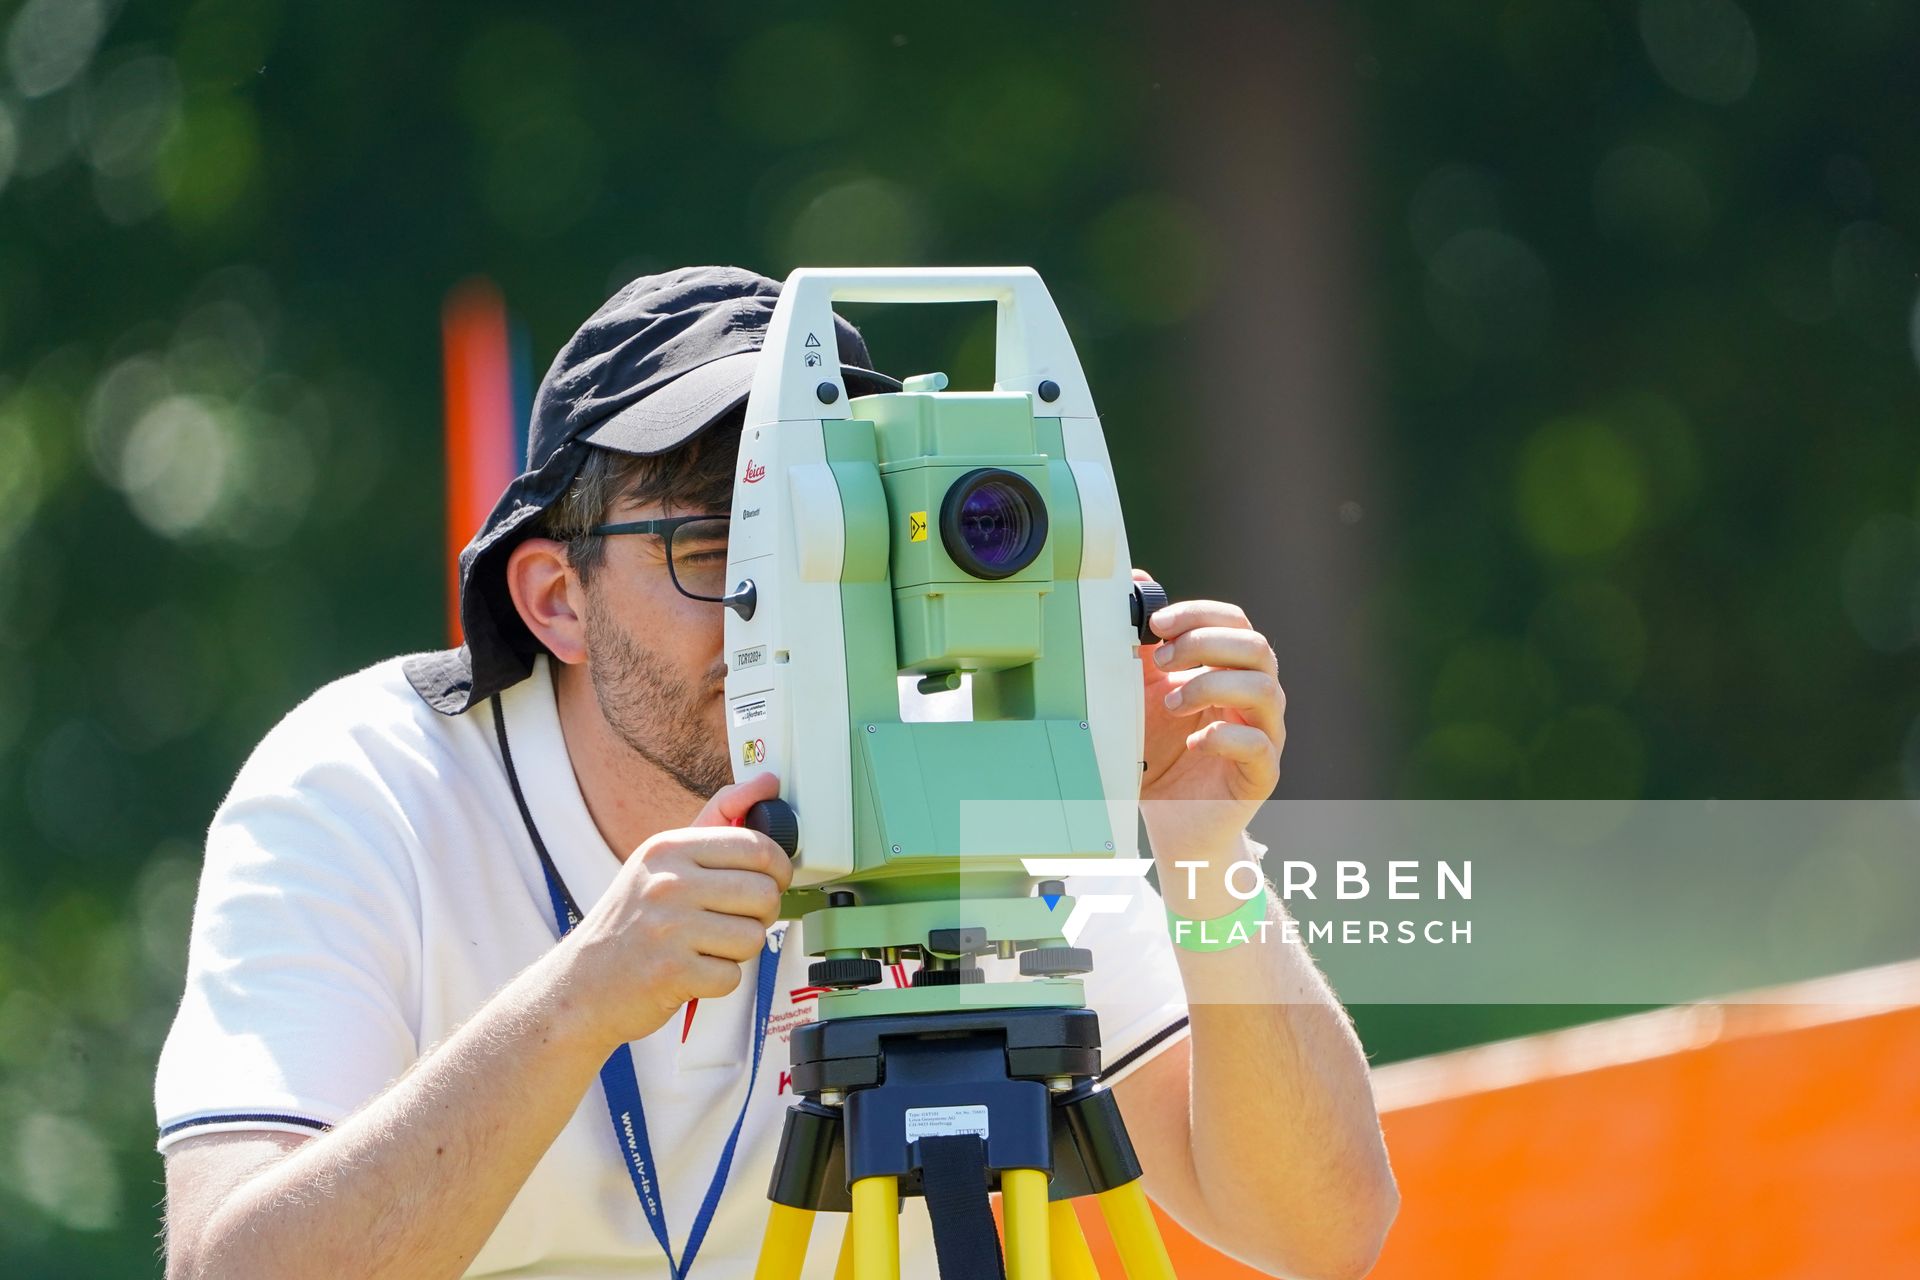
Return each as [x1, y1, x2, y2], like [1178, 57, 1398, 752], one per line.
[743, 460, 766, 484]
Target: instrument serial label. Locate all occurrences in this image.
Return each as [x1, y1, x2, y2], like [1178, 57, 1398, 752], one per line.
[733, 645, 768, 670]
[905, 1105, 990, 1140]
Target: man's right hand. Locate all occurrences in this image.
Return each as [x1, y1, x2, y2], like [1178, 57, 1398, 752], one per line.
[558, 771, 794, 1051]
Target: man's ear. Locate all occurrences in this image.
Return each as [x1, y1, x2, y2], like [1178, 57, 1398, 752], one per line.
[506, 538, 588, 666]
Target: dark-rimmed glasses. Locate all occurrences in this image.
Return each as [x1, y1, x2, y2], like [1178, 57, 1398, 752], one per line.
[587, 514, 732, 603]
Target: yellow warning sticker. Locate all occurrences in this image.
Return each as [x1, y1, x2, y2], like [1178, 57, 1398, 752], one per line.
[909, 511, 928, 542]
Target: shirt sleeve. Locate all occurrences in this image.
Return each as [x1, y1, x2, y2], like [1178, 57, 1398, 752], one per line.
[1067, 870, 1191, 1087]
[154, 720, 425, 1153]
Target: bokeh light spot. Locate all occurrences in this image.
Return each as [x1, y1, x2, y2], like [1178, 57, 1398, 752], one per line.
[4, 0, 107, 99]
[119, 395, 231, 537]
[0, 399, 44, 553]
[1424, 228, 1552, 358]
[1840, 514, 1920, 652]
[9, 1113, 119, 1232]
[80, 54, 181, 178]
[1593, 144, 1713, 252]
[0, 101, 18, 199]
[1831, 220, 1915, 350]
[781, 174, 928, 267]
[1515, 416, 1647, 558]
[1638, 0, 1758, 106]
[157, 94, 261, 228]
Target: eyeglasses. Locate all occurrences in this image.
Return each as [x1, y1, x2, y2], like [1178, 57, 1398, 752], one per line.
[587, 514, 733, 603]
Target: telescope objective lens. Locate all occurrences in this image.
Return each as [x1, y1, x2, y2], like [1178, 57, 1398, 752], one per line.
[939, 468, 1048, 580]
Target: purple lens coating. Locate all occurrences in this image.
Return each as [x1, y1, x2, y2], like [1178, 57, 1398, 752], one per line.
[957, 481, 1032, 566]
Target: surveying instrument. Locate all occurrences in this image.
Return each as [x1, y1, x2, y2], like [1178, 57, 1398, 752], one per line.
[725, 268, 1176, 1279]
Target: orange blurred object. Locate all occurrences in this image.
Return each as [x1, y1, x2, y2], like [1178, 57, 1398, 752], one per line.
[441, 279, 519, 645]
[1074, 960, 1920, 1277]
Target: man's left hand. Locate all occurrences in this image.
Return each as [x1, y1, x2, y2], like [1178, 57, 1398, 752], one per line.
[1134, 570, 1286, 861]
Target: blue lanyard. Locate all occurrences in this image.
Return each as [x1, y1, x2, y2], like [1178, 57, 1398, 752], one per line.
[538, 857, 783, 1280]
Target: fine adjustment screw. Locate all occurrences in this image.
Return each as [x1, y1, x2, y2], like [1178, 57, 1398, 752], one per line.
[743, 798, 800, 858]
[1130, 578, 1170, 644]
[816, 381, 840, 404]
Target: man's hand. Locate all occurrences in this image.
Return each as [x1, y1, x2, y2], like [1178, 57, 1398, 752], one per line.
[164, 775, 795, 1280]
[560, 771, 793, 1052]
[1134, 571, 1286, 864]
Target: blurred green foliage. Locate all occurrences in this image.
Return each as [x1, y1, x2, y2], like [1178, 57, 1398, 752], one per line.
[0, 0, 1916, 1270]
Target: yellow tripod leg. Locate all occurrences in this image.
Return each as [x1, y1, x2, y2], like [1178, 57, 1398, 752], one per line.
[851, 1176, 899, 1280]
[833, 1212, 856, 1280]
[754, 1202, 816, 1280]
[1097, 1180, 1177, 1280]
[1001, 1168, 1051, 1280]
[1049, 1197, 1101, 1280]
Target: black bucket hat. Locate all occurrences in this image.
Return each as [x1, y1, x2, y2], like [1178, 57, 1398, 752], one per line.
[405, 265, 894, 715]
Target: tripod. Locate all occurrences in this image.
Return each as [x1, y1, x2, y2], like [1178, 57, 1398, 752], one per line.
[750, 1006, 1175, 1280]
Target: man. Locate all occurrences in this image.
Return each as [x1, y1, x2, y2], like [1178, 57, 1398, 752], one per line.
[157, 267, 1397, 1279]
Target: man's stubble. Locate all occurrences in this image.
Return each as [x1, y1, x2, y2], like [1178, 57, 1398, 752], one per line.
[583, 593, 733, 801]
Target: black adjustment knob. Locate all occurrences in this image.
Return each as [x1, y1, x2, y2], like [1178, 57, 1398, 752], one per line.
[809, 958, 884, 989]
[743, 798, 799, 858]
[911, 965, 986, 986]
[1130, 579, 1169, 644]
[1020, 946, 1095, 977]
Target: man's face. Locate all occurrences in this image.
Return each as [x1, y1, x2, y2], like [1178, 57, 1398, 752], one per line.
[576, 497, 732, 799]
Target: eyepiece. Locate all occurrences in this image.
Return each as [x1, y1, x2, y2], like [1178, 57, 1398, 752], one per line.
[939, 467, 1048, 580]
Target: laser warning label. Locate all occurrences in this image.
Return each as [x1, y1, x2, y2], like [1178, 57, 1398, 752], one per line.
[909, 511, 928, 542]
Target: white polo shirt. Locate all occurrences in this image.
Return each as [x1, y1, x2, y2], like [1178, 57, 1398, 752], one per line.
[155, 654, 1190, 1278]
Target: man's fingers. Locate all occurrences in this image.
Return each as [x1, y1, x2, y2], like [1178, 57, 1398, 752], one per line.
[1187, 719, 1279, 761]
[677, 827, 795, 892]
[1164, 669, 1284, 739]
[684, 867, 786, 926]
[1148, 598, 1252, 641]
[679, 954, 748, 1002]
[1186, 722, 1282, 786]
[687, 912, 777, 965]
[1152, 626, 1277, 678]
[693, 771, 782, 828]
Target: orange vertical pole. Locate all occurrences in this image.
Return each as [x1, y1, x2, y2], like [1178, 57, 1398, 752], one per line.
[440, 279, 517, 645]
